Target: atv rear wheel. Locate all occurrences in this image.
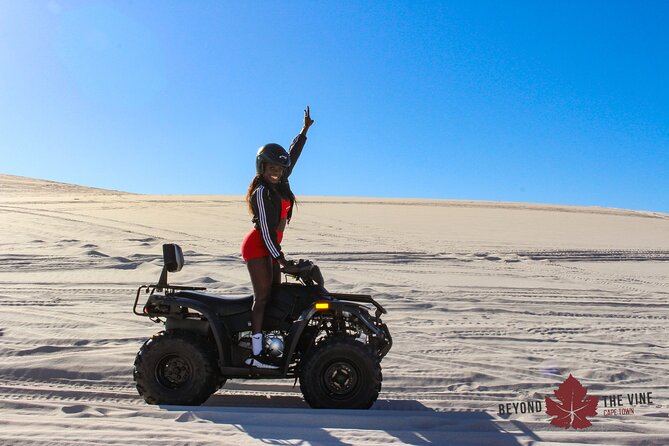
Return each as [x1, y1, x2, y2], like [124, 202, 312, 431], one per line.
[134, 330, 219, 405]
[299, 337, 382, 409]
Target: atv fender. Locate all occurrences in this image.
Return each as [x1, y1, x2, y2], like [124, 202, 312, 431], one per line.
[331, 303, 393, 358]
[281, 301, 386, 374]
[160, 296, 232, 367]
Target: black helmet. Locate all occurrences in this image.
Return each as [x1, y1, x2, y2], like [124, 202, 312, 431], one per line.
[256, 143, 291, 175]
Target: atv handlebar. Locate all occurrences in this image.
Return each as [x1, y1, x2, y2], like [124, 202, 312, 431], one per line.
[281, 259, 324, 286]
[280, 259, 312, 274]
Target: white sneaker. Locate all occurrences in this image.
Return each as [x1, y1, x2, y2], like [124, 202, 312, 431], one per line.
[245, 354, 279, 369]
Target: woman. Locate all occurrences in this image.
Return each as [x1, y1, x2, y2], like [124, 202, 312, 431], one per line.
[241, 106, 314, 369]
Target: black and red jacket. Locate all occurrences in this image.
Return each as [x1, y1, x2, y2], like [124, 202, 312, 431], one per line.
[250, 133, 307, 259]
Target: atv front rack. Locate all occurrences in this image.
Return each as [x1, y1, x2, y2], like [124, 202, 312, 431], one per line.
[323, 292, 387, 316]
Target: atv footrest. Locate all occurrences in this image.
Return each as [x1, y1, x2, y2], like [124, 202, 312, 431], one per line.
[219, 366, 284, 378]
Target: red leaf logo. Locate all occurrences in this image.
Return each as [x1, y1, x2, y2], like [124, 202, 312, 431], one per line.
[545, 374, 599, 429]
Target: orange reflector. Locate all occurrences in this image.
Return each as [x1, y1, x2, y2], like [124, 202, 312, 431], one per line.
[315, 302, 330, 310]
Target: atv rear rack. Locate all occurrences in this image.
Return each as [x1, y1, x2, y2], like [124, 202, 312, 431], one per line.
[133, 283, 207, 316]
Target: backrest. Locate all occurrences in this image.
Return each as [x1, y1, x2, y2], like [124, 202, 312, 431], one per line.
[163, 243, 184, 273]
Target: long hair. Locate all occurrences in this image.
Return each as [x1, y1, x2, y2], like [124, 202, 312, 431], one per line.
[246, 175, 263, 215]
[246, 174, 297, 218]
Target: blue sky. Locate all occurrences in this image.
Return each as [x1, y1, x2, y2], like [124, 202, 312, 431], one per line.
[1, 1, 668, 212]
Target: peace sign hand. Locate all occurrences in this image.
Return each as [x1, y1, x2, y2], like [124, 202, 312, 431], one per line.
[303, 106, 314, 129]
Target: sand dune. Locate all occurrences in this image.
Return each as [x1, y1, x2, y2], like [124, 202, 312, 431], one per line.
[1, 174, 668, 445]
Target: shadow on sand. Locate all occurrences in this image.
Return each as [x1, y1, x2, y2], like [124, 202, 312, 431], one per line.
[160, 394, 536, 446]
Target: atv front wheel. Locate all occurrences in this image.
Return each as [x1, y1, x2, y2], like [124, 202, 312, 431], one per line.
[299, 337, 382, 409]
[134, 330, 219, 405]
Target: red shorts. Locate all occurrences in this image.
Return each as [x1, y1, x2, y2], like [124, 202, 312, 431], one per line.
[241, 229, 284, 261]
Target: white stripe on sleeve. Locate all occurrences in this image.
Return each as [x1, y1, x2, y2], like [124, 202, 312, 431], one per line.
[256, 186, 280, 258]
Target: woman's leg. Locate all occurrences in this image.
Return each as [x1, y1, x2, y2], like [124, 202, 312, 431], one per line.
[272, 259, 281, 285]
[247, 256, 274, 336]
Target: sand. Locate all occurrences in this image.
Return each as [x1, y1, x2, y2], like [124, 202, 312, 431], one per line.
[1, 173, 668, 445]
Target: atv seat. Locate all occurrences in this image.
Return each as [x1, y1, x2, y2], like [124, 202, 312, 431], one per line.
[175, 291, 253, 316]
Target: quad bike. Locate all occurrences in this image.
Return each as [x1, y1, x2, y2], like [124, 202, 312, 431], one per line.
[132, 244, 392, 409]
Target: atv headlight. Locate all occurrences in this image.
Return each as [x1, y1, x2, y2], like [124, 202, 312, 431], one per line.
[315, 302, 330, 310]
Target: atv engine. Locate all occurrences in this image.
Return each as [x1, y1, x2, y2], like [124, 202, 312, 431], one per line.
[237, 331, 285, 357]
[264, 333, 284, 357]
